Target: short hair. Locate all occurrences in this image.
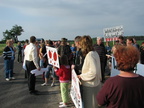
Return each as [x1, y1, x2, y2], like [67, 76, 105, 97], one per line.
[97, 37, 102, 40]
[74, 36, 81, 42]
[25, 39, 29, 43]
[118, 36, 124, 40]
[113, 45, 140, 72]
[46, 40, 53, 45]
[30, 36, 36, 43]
[127, 37, 134, 43]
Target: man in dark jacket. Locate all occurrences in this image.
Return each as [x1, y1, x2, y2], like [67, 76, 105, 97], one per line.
[93, 37, 107, 83]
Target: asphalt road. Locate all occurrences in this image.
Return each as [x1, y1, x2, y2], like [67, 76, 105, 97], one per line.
[0, 55, 74, 108]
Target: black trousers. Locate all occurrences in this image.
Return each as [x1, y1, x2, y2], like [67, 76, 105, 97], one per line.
[26, 60, 36, 92]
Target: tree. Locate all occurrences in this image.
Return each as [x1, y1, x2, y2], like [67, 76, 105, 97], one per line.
[3, 30, 12, 40]
[3, 25, 24, 42]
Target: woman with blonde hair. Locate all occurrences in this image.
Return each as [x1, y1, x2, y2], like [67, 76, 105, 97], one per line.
[3, 40, 15, 81]
[77, 35, 102, 108]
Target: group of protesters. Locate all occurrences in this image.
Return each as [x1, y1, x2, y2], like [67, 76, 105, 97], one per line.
[2, 35, 144, 108]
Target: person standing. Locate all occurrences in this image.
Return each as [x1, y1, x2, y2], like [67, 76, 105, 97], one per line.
[24, 36, 40, 95]
[54, 55, 71, 108]
[117, 35, 126, 46]
[78, 35, 102, 108]
[10, 39, 16, 75]
[58, 38, 72, 65]
[96, 45, 144, 108]
[71, 36, 85, 75]
[93, 37, 107, 83]
[3, 40, 15, 81]
[17, 41, 23, 63]
[41, 40, 56, 87]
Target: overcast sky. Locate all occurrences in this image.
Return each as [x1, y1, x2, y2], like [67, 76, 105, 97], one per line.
[0, 0, 144, 41]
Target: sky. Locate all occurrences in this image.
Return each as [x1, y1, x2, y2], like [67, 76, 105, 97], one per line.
[0, 0, 144, 41]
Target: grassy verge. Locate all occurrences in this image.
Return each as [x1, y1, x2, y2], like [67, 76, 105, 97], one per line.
[0, 44, 6, 56]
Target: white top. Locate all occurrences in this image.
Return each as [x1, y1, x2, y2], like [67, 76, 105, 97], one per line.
[24, 43, 39, 69]
[80, 51, 102, 87]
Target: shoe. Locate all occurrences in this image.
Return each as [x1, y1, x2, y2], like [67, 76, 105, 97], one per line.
[33, 90, 39, 93]
[41, 83, 48, 86]
[59, 102, 63, 105]
[59, 104, 67, 108]
[51, 83, 55, 87]
[30, 91, 38, 95]
[6, 78, 10, 81]
[10, 77, 15, 80]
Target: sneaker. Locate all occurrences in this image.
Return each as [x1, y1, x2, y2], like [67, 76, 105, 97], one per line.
[59, 102, 64, 105]
[10, 77, 15, 80]
[6, 78, 10, 81]
[41, 83, 48, 86]
[59, 104, 67, 108]
[51, 83, 55, 87]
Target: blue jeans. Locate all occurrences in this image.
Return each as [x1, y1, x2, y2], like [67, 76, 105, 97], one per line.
[40, 59, 44, 68]
[45, 65, 56, 78]
[4, 59, 14, 78]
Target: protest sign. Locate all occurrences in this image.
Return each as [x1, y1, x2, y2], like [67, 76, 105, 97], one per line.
[46, 46, 60, 68]
[103, 25, 124, 42]
[70, 69, 83, 108]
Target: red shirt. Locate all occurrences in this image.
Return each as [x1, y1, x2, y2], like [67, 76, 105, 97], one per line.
[56, 65, 71, 83]
[96, 75, 144, 108]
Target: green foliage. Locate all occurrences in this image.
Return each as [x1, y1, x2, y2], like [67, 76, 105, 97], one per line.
[3, 25, 24, 42]
[0, 44, 6, 55]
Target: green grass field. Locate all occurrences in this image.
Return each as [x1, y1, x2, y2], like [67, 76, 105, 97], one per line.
[0, 44, 6, 56]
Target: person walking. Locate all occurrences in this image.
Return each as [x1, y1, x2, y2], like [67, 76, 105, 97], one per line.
[24, 36, 40, 95]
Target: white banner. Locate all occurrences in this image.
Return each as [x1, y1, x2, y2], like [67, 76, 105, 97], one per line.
[70, 69, 83, 108]
[103, 25, 124, 41]
[111, 57, 144, 77]
[46, 46, 60, 68]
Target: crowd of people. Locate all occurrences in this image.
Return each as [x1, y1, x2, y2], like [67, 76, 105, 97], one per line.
[2, 35, 144, 108]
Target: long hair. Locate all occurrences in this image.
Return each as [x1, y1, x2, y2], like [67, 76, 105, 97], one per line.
[80, 35, 93, 56]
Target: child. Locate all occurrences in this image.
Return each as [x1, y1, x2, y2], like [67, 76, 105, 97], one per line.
[54, 55, 71, 108]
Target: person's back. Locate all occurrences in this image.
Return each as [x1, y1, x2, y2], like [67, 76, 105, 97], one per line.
[97, 75, 144, 108]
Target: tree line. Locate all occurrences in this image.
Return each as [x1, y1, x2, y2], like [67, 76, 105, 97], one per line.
[1, 24, 144, 43]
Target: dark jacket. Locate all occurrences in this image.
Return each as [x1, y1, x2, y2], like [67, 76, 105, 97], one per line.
[3, 46, 14, 60]
[93, 43, 107, 63]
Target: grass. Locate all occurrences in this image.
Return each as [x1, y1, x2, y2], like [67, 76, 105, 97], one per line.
[0, 44, 6, 56]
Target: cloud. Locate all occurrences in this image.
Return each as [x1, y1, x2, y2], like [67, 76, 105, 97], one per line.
[0, 0, 144, 40]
